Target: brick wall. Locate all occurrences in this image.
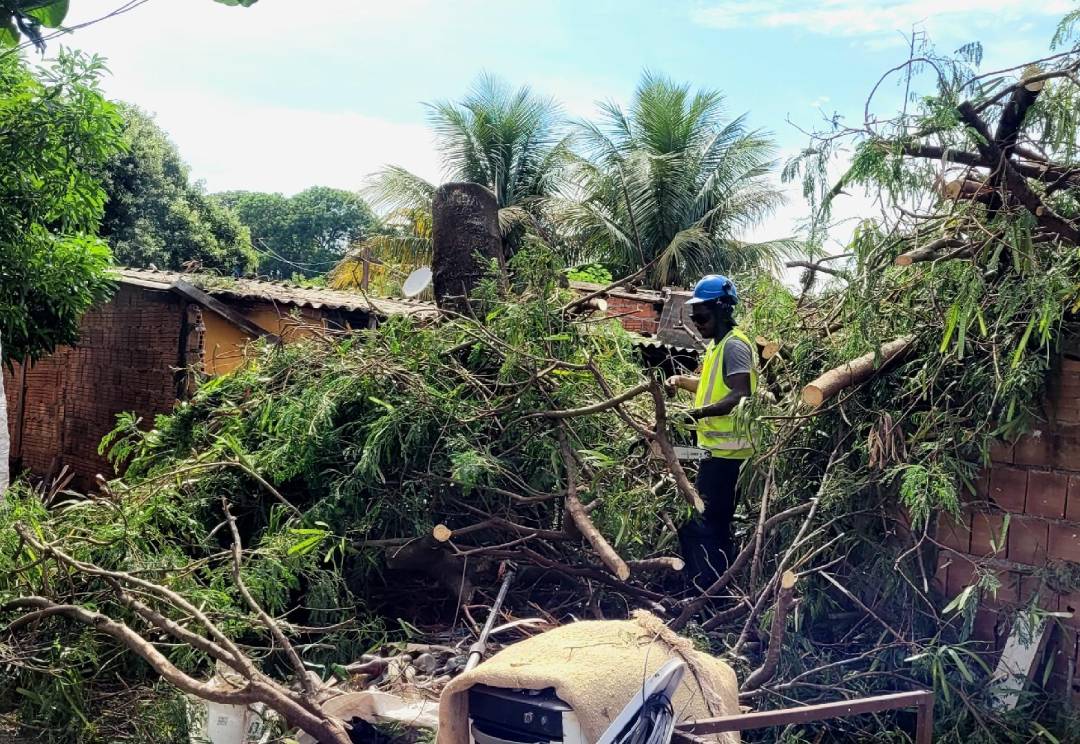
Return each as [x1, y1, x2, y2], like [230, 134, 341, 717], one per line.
[936, 356, 1080, 695]
[4, 284, 185, 487]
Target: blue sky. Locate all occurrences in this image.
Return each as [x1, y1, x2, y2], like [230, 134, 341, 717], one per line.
[58, 0, 1075, 247]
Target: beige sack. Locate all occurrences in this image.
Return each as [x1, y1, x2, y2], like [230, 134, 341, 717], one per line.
[438, 610, 739, 744]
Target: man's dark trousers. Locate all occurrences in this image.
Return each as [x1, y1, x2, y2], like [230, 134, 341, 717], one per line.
[679, 456, 741, 589]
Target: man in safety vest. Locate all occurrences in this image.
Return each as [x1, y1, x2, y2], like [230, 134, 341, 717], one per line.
[666, 274, 758, 587]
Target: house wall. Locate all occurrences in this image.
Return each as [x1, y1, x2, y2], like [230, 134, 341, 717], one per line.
[3, 284, 187, 486]
[936, 356, 1080, 697]
[5, 285, 360, 485]
[202, 301, 326, 375]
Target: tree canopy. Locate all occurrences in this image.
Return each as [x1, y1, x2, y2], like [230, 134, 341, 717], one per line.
[99, 103, 256, 273]
[0, 50, 121, 363]
[215, 186, 377, 279]
[554, 71, 792, 288]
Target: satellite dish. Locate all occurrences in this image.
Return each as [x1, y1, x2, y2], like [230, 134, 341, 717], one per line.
[402, 266, 432, 298]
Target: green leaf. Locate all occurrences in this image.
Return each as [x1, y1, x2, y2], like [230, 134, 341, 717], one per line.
[0, 13, 18, 46]
[287, 534, 324, 556]
[25, 0, 69, 28]
[939, 302, 959, 353]
[1011, 316, 1036, 370]
[946, 647, 974, 683]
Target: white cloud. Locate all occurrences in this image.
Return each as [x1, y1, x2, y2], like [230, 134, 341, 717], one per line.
[692, 0, 1071, 37]
[142, 92, 442, 196]
[48, 0, 445, 197]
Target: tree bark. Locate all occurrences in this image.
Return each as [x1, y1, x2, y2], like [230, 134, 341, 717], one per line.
[801, 336, 914, 407]
[0, 333, 8, 497]
[431, 182, 505, 313]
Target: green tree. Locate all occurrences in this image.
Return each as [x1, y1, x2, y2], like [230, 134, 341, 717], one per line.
[556, 71, 792, 288]
[99, 104, 256, 272]
[215, 186, 376, 278]
[360, 74, 572, 272]
[0, 50, 124, 491]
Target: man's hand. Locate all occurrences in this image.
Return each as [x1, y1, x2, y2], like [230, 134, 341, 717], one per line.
[665, 374, 682, 397]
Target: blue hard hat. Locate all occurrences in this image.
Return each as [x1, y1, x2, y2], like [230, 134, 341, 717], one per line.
[685, 274, 737, 306]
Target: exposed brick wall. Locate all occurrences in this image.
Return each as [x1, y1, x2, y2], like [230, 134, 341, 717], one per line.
[4, 284, 184, 487]
[598, 293, 663, 335]
[936, 356, 1080, 696]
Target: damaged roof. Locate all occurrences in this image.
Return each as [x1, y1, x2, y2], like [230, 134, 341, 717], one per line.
[115, 267, 437, 319]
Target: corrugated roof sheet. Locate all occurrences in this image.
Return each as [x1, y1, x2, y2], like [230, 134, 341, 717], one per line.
[115, 267, 437, 319]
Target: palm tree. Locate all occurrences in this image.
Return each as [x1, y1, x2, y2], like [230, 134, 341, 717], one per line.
[339, 75, 571, 285]
[556, 71, 793, 289]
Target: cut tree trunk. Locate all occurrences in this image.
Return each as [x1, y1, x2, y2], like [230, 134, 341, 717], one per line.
[802, 336, 914, 407]
[431, 182, 505, 313]
[0, 332, 7, 497]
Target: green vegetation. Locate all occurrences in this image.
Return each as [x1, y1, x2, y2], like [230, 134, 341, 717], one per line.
[555, 71, 793, 288]
[0, 50, 120, 364]
[4, 6, 1080, 744]
[100, 104, 256, 273]
[216, 186, 377, 278]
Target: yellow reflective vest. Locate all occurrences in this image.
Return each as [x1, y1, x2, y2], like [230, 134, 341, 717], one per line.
[694, 327, 758, 459]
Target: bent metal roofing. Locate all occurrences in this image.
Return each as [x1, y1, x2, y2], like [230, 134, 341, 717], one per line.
[115, 267, 437, 319]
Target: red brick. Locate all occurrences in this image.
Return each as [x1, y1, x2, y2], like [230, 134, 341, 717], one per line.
[1015, 431, 1053, 467]
[1068, 474, 1080, 523]
[1008, 516, 1050, 566]
[988, 466, 1027, 512]
[970, 512, 1007, 557]
[1017, 574, 1058, 610]
[1061, 356, 1080, 373]
[1049, 522, 1080, 564]
[1052, 432, 1080, 470]
[937, 511, 971, 552]
[989, 438, 1014, 464]
[945, 558, 976, 598]
[1026, 470, 1069, 519]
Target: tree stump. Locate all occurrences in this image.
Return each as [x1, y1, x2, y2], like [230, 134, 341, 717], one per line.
[431, 182, 504, 313]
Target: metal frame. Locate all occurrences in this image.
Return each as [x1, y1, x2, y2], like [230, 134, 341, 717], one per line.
[672, 690, 934, 744]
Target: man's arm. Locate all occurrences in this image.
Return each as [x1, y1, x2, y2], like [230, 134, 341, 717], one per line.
[665, 374, 699, 393]
[689, 372, 751, 419]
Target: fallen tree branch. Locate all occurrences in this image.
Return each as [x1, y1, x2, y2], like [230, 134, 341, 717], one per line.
[901, 142, 1080, 186]
[957, 101, 1080, 244]
[894, 237, 967, 266]
[801, 336, 914, 408]
[647, 381, 706, 513]
[743, 570, 798, 691]
[669, 502, 813, 630]
[528, 382, 650, 419]
[627, 556, 685, 573]
[785, 260, 848, 278]
[558, 429, 630, 581]
[223, 499, 318, 703]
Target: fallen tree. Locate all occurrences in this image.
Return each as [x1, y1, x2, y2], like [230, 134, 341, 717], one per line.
[5, 16, 1080, 744]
